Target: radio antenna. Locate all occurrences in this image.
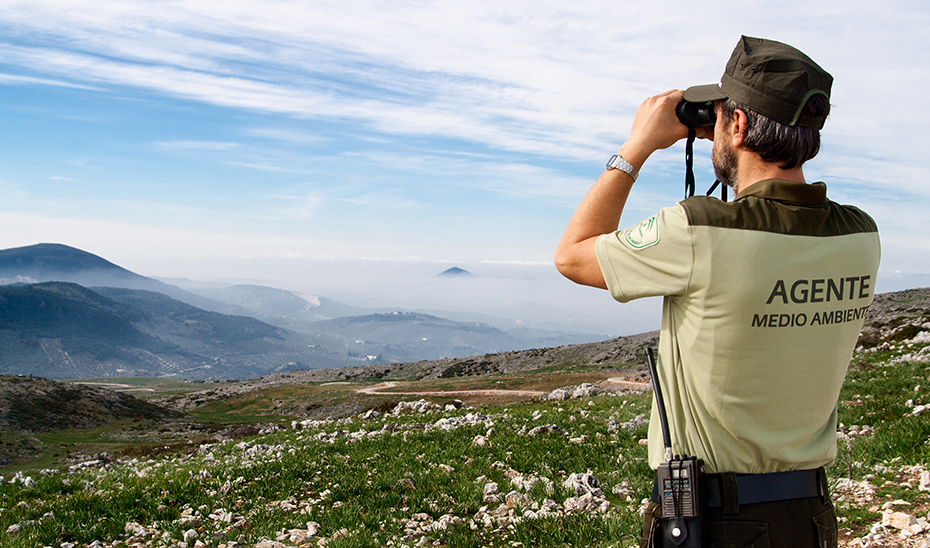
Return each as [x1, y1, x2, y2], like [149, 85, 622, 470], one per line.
[645, 347, 673, 462]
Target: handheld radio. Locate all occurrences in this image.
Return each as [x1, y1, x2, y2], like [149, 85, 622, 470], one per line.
[645, 348, 704, 548]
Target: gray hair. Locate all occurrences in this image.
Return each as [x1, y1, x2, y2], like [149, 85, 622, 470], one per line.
[720, 95, 830, 169]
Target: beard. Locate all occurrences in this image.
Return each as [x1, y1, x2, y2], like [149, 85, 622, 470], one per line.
[712, 139, 739, 190]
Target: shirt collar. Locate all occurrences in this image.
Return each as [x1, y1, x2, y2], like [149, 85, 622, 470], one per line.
[734, 179, 828, 205]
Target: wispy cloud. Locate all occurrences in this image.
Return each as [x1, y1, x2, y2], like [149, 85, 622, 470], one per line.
[2, 0, 925, 176]
[271, 192, 325, 221]
[225, 161, 297, 173]
[340, 190, 425, 210]
[0, 71, 102, 90]
[155, 141, 240, 150]
[0, 0, 928, 286]
[246, 128, 329, 144]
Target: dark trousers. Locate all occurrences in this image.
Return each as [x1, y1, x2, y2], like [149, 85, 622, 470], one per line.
[640, 495, 838, 548]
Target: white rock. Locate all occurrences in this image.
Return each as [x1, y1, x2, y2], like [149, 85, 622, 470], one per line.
[563, 471, 603, 497]
[505, 490, 529, 508]
[883, 511, 917, 530]
[472, 435, 489, 447]
[125, 521, 147, 537]
[882, 500, 911, 509]
[254, 540, 286, 548]
[572, 384, 599, 398]
[526, 424, 565, 437]
[920, 470, 930, 491]
[435, 514, 463, 531]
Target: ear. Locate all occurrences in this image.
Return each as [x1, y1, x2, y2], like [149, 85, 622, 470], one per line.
[729, 108, 749, 148]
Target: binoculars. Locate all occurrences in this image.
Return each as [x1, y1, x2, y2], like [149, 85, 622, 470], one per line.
[675, 100, 716, 128]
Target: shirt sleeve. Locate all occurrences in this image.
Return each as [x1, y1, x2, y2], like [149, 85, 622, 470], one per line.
[595, 203, 694, 303]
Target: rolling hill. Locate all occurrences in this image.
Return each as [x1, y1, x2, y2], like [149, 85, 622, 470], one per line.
[0, 243, 252, 316]
[0, 282, 371, 379]
[308, 311, 534, 363]
[0, 374, 182, 433]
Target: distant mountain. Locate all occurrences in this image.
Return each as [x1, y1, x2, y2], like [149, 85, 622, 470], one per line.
[438, 266, 475, 277]
[0, 243, 252, 316]
[0, 244, 610, 374]
[0, 243, 135, 283]
[304, 311, 592, 363]
[186, 284, 372, 325]
[0, 282, 370, 380]
[184, 285, 605, 358]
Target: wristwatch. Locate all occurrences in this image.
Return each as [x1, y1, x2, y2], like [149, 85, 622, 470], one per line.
[606, 154, 639, 182]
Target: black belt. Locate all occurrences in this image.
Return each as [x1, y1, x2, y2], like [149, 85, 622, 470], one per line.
[651, 468, 824, 508]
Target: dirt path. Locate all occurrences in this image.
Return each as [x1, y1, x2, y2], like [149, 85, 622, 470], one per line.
[70, 382, 156, 394]
[354, 379, 649, 398]
[603, 377, 650, 391]
[355, 381, 547, 398]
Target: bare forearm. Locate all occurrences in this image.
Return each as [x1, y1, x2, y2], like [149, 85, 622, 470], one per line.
[560, 142, 651, 240]
[554, 145, 644, 288]
[555, 90, 692, 289]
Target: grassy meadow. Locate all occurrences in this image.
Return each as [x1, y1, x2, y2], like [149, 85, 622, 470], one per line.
[1, 340, 930, 548]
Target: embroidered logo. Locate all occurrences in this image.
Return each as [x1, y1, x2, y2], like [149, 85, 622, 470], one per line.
[622, 215, 660, 250]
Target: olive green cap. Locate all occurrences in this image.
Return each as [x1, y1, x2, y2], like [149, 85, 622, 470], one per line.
[683, 36, 833, 129]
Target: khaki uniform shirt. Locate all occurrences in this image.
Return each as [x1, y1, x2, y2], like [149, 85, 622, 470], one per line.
[595, 179, 880, 473]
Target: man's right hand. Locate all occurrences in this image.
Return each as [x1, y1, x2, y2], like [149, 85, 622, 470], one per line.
[619, 89, 695, 168]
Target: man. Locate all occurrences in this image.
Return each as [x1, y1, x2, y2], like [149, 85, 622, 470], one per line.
[555, 36, 880, 547]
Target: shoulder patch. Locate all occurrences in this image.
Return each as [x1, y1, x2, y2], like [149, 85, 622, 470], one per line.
[622, 215, 660, 250]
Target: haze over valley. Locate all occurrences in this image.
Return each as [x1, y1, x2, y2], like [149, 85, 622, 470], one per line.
[0, 243, 615, 380]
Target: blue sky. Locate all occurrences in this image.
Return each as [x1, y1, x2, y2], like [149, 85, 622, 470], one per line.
[0, 0, 928, 335]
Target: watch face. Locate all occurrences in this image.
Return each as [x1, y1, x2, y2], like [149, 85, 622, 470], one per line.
[606, 155, 637, 180]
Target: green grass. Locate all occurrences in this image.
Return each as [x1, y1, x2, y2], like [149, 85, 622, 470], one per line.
[2, 342, 929, 547]
[832, 349, 930, 477]
[0, 392, 652, 548]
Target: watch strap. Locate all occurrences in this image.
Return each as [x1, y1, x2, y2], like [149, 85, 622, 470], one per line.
[606, 154, 639, 182]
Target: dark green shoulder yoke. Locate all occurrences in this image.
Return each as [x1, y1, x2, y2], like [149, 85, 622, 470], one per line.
[680, 180, 878, 237]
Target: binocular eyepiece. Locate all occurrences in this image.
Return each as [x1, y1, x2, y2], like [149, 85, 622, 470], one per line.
[676, 100, 716, 128]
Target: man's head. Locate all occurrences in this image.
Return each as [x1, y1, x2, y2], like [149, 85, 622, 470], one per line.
[686, 36, 833, 172]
